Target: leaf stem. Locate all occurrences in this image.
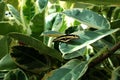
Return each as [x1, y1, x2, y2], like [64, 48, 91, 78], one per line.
[89, 41, 120, 67]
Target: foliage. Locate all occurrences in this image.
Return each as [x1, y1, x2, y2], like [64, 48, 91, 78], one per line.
[0, 0, 120, 80]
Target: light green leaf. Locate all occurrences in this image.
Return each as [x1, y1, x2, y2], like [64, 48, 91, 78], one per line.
[60, 28, 120, 59]
[47, 59, 88, 80]
[45, 13, 64, 31]
[7, 4, 21, 24]
[45, 13, 58, 31]
[3, 69, 28, 80]
[51, 13, 64, 31]
[41, 31, 63, 37]
[0, 54, 17, 70]
[36, 0, 48, 12]
[0, 21, 23, 35]
[20, 0, 36, 25]
[111, 66, 120, 80]
[8, 32, 63, 61]
[63, 8, 110, 29]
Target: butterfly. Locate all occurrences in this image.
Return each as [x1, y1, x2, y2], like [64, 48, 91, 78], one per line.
[41, 31, 80, 43]
[53, 34, 80, 43]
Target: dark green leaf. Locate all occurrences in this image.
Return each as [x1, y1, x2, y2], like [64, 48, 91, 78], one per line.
[0, 71, 7, 79]
[111, 66, 120, 80]
[111, 20, 120, 41]
[30, 12, 44, 40]
[0, 1, 6, 21]
[0, 54, 17, 70]
[0, 36, 9, 59]
[112, 8, 120, 20]
[111, 19, 120, 29]
[3, 69, 28, 80]
[8, 32, 63, 61]
[11, 46, 50, 73]
[0, 21, 23, 35]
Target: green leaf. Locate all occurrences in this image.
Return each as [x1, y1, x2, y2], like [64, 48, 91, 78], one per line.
[59, 28, 120, 59]
[111, 66, 120, 80]
[20, 0, 36, 25]
[6, 0, 19, 9]
[3, 69, 28, 80]
[48, 4, 63, 14]
[47, 59, 88, 80]
[0, 36, 9, 59]
[8, 32, 63, 61]
[11, 46, 50, 73]
[111, 20, 120, 41]
[7, 4, 21, 24]
[0, 54, 17, 70]
[63, 8, 110, 29]
[60, 0, 120, 7]
[0, 1, 6, 21]
[44, 13, 64, 46]
[112, 8, 120, 20]
[36, 0, 48, 12]
[0, 71, 7, 79]
[45, 13, 64, 32]
[41, 30, 63, 46]
[30, 12, 44, 40]
[0, 21, 23, 35]
[45, 13, 58, 31]
[51, 13, 64, 31]
[41, 31, 63, 37]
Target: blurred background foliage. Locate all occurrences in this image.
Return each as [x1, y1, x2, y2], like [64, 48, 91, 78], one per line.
[0, 0, 120, 80]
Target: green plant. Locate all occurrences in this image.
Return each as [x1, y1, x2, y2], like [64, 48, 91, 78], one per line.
[0, 0, 120, 80]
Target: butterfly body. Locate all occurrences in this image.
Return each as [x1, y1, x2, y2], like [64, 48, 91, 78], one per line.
[53, 34, 80, 43]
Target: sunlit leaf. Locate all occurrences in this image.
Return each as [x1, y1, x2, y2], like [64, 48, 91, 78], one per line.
[20, 0, 36, 25]
[45, 13, 58, 31]
[7, 4, 21, 24]
[51, 13, 64, 31]
[63, 8, 110, 29]
[60, 28, 120, 59]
